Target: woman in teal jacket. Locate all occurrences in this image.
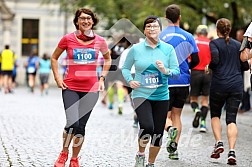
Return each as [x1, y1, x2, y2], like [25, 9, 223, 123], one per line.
[122, 16, 180, 167]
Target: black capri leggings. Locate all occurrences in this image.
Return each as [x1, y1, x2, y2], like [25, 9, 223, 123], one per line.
[210, 91, 242, 125]
[62, 89, 99, 136]
[133, 98, 169, 147]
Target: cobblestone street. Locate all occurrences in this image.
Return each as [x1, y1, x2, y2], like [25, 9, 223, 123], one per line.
[0, 87, 252, 167]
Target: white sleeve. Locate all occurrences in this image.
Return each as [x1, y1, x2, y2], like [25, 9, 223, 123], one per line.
[118, 48, 129, 69]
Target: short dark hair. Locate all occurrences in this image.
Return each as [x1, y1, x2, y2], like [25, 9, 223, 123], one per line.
[165, 4, 180, 23]
[143, 15, 162, 30]
[5, 45, 9, 49]
[73, 8, 99, 30]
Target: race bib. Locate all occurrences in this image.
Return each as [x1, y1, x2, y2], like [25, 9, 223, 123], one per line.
[73, 48, 96, 64]
[27, 66, 36, 73]
[141, 72, 163, 88]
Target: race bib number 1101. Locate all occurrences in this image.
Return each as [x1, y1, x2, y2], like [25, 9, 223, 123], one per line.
[141, 71, 163, 88]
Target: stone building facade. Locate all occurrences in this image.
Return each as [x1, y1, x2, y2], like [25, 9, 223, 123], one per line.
[0, 0, 75, 85]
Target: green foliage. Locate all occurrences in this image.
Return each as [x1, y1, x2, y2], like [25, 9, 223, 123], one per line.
[42, 0, 252, 37]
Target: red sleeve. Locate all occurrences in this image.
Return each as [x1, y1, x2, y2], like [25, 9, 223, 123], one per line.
[58, 35, 68, 50]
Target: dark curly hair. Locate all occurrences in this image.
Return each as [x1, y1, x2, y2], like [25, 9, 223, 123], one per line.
[73, 8, 99, 30]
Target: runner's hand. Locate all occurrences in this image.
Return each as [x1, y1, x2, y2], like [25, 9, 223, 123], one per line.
[129, 80, 140, 89]
[56, 79, 68, 90]
[156, 60, 167, 74]
[98, 80, 105, 91]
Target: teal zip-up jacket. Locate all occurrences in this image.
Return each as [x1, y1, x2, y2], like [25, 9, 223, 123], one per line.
[122, 39, 180, 100]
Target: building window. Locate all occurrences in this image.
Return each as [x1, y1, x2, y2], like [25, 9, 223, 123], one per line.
[22, 19, 39, 56]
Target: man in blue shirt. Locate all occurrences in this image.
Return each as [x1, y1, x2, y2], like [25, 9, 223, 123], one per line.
[159, 4, 199, 160]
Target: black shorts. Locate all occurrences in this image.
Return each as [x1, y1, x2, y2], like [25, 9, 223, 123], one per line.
[210, 91, 242, 124]
[27, 72, 37, 76]
[168, 86, 189, 111]
[105, 69, 125, 89]
[2, 70, 13, 76]
[190, 70, 211, 96]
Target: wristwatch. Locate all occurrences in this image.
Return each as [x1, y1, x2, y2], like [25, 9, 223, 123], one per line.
[100, 75, 106, 81]
[166, 68, 172, 75]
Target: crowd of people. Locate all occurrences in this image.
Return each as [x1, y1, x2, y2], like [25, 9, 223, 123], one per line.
[0, 3, 251, 167]
[0, 46, 52, 95]
[51, 5, 252, 167]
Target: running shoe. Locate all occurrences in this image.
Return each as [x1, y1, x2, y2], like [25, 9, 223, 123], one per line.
[69, 157, 80, 167]
[192, 108, 201, 128]
[118, 107, 123, 115]
[227, 150, 236, 165]
[54, 151, 68, 167]
[169, 150, 179, 160]
[166, 127, 178, 153]
[135, 155, 145, 167]
[210, 141, 224, 159]
[108, 103, 113, 110]
[199, 120, 207, 133]
[133, 121, 138, 128]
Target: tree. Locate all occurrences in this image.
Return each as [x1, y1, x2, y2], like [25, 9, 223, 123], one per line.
[169, 0, 252, 37]
[41, 0, 79, 34]
[42, 0, 252, 37]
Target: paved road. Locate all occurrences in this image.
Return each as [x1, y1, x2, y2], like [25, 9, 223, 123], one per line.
[0, 87, 252, 167]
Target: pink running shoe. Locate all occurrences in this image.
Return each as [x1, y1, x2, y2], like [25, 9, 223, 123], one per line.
[69, 157, 80, 167]
[54, 151, 68, 167]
